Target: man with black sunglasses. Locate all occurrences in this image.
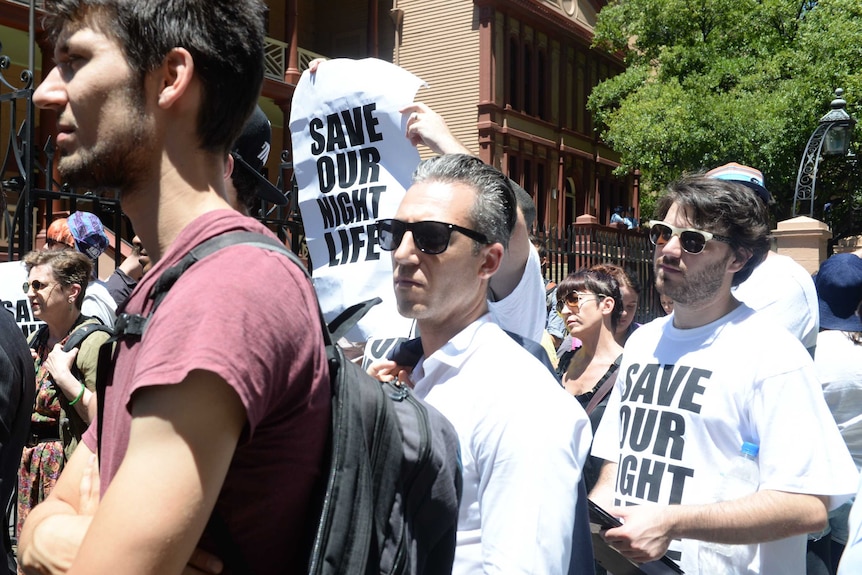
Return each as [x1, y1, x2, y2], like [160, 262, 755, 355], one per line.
[377, 153, 592, 574]
[589, 175, 856, 575]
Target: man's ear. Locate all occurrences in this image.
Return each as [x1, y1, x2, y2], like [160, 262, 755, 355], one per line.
[478, 243, 505, 280]
[727, 247, 752, 274]
[225, 153, 235, 180]
[156, 47, 195, 109]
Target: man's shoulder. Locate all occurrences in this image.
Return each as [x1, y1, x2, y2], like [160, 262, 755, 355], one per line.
[85, 281, 117, 307]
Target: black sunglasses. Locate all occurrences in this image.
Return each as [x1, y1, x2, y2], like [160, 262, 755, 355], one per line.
[376, 219, 490, 255]
[647, 220, 731, 255]
[23, 279, 54, 293]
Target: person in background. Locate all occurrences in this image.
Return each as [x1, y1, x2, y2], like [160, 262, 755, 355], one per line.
[18, 250, 110, 536]
[400, 102, 547, 344]
[104, 235, 148, 307]
[660, 292, 674, 315]
[224, 105, 288, 215]
[554, 268, 623, 491]
[375, 154, 592, 574]
[627, 206, 639, 229]
[813, 253, 862, 573]
[590, 175, 856, 575]
[706, 162, 819, 357]
[44, 213, 117, 327]
[591, 263, 641, 345]
[0, 308, 36, 575]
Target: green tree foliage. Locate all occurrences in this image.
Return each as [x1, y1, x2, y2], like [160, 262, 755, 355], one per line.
[590, 0, 862, 235]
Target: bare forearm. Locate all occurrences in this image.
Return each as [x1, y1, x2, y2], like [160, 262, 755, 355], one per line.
[589, 461, 618, 510]
[19, 500, 87, 575]
[666, 490, 828, 544]
[489, 215, 531, 300]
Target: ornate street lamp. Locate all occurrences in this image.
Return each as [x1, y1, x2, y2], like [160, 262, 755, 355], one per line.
[793, 89, 857, 217]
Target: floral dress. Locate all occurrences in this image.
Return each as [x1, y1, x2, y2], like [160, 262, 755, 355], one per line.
[17, 331, 72, 535]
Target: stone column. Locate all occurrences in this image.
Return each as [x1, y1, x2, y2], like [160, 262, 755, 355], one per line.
[771, 216, 832, 275]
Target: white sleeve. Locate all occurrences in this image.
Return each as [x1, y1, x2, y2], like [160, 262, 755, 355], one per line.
[488, 246, 545, 344]
[474, 392, 591, 573]
[751, 357, 858, 509]
[82, 282, 117, 328]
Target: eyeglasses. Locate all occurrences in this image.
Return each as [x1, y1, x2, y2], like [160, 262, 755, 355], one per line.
[555, 291, 607, 314]
[377, 219, 490, 255]
[647, 220, 731, 255]
[23, 280, 54, 293]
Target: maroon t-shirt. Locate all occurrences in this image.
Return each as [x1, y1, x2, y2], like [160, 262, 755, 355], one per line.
[83, 210, 330, 572]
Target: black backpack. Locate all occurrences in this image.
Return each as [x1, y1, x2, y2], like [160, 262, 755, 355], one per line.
[105, 230, 463, 575]
[30, 319, 114, 451]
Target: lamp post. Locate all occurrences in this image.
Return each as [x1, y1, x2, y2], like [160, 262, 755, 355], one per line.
[793, 88, 857, 217]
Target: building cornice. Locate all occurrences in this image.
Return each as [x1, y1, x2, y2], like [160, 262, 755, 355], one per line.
[475, 0, 594, 41]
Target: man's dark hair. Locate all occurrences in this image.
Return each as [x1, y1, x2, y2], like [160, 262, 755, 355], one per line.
[412, 154, 517, 250]
[232, 167, 260, 215]
[43, 0, 266, 154]
[511, 182, 536, 231]
[556, 268, 623, 330]
[656, 175, 770, 286]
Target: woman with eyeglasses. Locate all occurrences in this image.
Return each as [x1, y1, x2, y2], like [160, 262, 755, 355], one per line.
[555, 268, 623, 491]
[17, 249, 112, 535]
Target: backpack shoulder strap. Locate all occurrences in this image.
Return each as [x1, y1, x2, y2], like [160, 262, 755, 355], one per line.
[62, 323, 114, 352]
[28, 324, 48, 350]
[113, 231, 297, 340]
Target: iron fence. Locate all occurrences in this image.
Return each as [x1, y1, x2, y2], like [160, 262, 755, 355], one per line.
[535, 223, 663, 325]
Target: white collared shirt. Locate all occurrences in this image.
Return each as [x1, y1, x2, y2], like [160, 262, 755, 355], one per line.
[413, 314, 592, 574]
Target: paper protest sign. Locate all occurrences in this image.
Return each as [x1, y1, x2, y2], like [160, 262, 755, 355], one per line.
[0, 260, 43, 337]
[289, 58, 425, 341]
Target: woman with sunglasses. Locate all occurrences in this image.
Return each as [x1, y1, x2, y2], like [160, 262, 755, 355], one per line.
[17, 249, 112, 534]
[555, 268, 623, 491]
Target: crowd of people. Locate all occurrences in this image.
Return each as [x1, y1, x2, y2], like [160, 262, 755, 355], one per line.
[0, 1, 859, 574]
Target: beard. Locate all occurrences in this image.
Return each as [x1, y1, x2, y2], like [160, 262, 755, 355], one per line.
[655, 254, 730, 306]
[57, 86, 153, 197]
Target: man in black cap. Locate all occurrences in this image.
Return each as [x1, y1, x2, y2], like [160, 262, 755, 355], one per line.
[226, 105, 288, 215]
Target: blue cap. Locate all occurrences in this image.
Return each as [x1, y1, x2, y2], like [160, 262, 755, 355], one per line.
[815, 253, 862, 332]
[67, 211, 108, 260]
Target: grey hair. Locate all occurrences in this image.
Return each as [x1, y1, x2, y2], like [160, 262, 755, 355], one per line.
[412, 154, 517, 250]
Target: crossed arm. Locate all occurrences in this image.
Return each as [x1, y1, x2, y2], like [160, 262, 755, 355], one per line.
[19, 369, 245, 575]
[589, 461, 829, 564]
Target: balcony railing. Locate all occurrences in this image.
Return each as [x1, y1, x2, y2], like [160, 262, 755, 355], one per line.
[1, 5, 321, 87]
[5, 0, 48, 8]
[263, 36, 326, 83]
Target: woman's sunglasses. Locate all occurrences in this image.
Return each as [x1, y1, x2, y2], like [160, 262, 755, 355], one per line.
[23, 280, 54, 293]
[377, 219, 490, 255]
[555, 291, 607, 314]
[647, 220, 731, 255]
